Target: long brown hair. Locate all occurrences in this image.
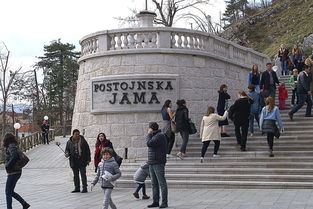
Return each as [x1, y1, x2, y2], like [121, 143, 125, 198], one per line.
[251, 64, 259, 75]
[265, 96, 275, 112]
[205, 106, 215, 116]
[218, 84, 227, 93]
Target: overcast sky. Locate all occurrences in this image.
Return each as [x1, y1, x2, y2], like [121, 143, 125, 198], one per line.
[0, 0, 226, 74]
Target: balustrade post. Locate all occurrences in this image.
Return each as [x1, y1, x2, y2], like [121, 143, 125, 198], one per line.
[157, 31, 171, 48]
[229, 45, 234, 59]
[98, 34, 110, 52]
[245, 51, 252, 65]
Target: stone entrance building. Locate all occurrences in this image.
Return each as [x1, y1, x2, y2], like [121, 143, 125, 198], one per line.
[72, 13, 270, 159]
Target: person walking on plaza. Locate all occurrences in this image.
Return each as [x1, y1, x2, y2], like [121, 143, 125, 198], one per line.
[91, 147, 121, 209]
[260, 63, 280, 99]
[289, 65, 313, 120]
[217, 84, 231, 137]
[248, 64, 261, 93]
[65, 129, 91, 193]
[199, 106, 228, 162]
[248, 85, 261, 137]
[278, 44, 289, 76]
[146, 122, 168, 208]
[175, 99, 190, 159]
[278, 82, 288, 110]
[304, 57, 313, 94]
[289, 69, 299, 106]
[161, 100, 175, 156]
[229, 91, 253, 151]
[41, 121, 49, 144]
[133, 162, 150, 199]
[259, 97, 283, 157]
[3, 133, 30, 209]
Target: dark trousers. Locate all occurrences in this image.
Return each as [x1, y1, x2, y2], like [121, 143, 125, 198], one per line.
[267, 132, 274, 150]
[72, 166, 87, 190]
[42, 132, 49, 144]
[201, 140, 220, 157]
[135, 183, 147, 195]
[290, 93, 312, 116]
[291, 89, 299, 105]
[6, 173, 26, 209]
[249, 113, 260, 133]
[179, 130, 189, 153]
[166, 132, 175, 154]
[149, 164, 168, 205]
[235, 121, 249, 150]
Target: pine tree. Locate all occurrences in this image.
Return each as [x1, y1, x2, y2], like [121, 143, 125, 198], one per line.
[36, 39, 79, 127]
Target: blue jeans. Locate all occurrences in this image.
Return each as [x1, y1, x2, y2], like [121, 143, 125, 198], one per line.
[149, 164, 168, 205]
[249, 113, 260, 133]
[290, 93, 312, 116]
[280, 60, 288, 76]
[6, 173, 26, 209]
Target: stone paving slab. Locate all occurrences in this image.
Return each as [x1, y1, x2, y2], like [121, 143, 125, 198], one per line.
[1, 136, 313, 209]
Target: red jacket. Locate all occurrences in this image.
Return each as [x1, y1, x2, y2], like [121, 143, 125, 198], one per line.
[94, 140, 114, 169]
[278, 87, 288, 99]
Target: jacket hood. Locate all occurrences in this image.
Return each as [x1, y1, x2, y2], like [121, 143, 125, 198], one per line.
[101, 157, 115, 163]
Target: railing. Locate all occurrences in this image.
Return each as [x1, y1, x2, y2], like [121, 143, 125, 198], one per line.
[79, 27, 269, 67]
[19, 129, 55, 152]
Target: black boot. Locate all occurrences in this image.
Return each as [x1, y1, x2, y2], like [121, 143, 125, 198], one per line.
[23, 202, 30, 209]
[147, 202, 159, 208]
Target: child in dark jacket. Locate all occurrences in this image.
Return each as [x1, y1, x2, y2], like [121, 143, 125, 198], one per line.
[133, 162, 150, 199]
[278, 82, 288, 110]
[91, 147, 121, 209]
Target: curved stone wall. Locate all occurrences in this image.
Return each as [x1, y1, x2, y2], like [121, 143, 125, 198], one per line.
[73, 27, 270, 159]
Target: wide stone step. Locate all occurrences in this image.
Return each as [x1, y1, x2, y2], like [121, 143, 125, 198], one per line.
[121, 161, 313, 169]
[119, 173, 313, 182]
[115, 179, 313, 189]
[132, 156, 313, 163]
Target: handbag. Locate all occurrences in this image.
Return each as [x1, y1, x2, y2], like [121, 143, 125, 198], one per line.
[171, 120, 178, 133]
[13, 148, 29, 170]
[188, 121, 197, 135]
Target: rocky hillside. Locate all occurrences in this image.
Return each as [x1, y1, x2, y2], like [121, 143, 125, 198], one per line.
[222, 0, 313, 58]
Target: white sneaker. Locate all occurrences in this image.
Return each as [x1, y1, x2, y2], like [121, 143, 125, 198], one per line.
[213, 154, 220, 157]
[200, 157, 204, 163]
[166, 154, 169, 158]
[250, 133, 254, 137]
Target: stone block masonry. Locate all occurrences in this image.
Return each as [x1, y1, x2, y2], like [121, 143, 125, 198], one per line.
[73, 27, 270, 159]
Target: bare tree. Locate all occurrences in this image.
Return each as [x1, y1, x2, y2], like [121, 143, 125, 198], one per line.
[0, 42, 22, 136]
[115, 0, 210, 27]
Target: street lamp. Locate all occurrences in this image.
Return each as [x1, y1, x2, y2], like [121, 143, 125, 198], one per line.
[44, 116, 49, 121]
[14, 122, 21, 138]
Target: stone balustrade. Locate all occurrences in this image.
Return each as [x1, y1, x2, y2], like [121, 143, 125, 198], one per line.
[79, 27, 269, 68]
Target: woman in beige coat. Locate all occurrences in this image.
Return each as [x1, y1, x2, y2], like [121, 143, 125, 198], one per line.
[200, 106, 228, 163]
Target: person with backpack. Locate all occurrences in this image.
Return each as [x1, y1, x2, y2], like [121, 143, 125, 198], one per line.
[3, 133, 30, 209]
[133, 162, 150, 199]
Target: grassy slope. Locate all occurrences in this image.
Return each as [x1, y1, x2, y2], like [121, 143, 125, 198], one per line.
[231, 0, 313, 58]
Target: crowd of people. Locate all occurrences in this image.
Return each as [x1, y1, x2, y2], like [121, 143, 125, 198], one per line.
[3, 44, 313, 209]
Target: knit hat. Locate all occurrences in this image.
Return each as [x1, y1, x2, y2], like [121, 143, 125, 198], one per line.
[149, 122, 159, 131]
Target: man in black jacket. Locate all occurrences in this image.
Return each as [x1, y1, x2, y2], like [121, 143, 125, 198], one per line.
[146, 122, 168, 208]
[260, 63, 280, 99]
[289, 65, 312, 119]
[65, 129, 91, 193]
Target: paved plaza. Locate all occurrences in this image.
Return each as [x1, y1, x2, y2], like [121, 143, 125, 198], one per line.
[2, 136, 313, 209]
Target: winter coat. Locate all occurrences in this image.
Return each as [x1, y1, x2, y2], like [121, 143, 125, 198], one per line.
[146, 130, 167, 165]
[133, 163, 150, 184]
[248, 72, 261, 86]
[217, 91, 230, 126]
[248, 91, 261, 114]
[229, 97, 254, 126]
[175, 106, 190, 132]
[289, 75, 298, 90]
[260, 70, 280, 90]
[297, 71, 311, 94]
[5, 143, 22, 175]
[65, 135, 91, 168]
[278, 87, 288, 99]
[94, 140, 114, 169]
[278, 48, 289, 61]
[200, 111, 228, 142]
[92, 157, 121, 188]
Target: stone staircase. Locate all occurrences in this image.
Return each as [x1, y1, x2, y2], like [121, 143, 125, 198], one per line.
[117, 75, 313, 189]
